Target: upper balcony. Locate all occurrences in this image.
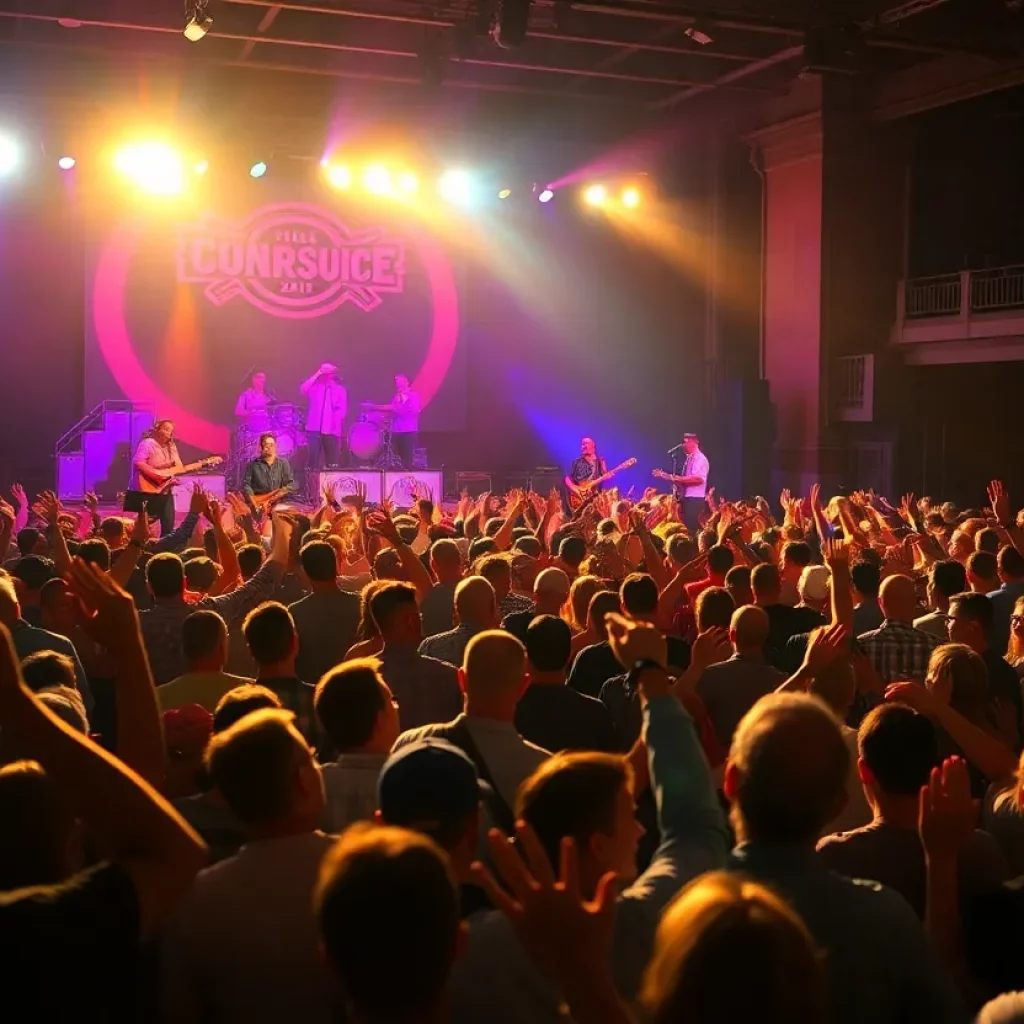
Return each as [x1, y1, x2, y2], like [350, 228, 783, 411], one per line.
[893, 266, 1024, 361]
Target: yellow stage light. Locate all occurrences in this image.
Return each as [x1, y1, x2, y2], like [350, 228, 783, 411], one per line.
[498, 188, 511, 199]
[439, 169, 473, 204]
[583, 184, 607, 206]
[325, 164, 352, 189]
[114, 143, 184, 195]
[363, 165, 393, 195]
[194, 159, 209, 175]
[397, 172, 418, 194]
[621, 187, 641, 208]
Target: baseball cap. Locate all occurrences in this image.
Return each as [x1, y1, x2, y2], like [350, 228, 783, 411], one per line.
[163, 703, 214, 753]
[319, 362, 338, 375]
[683, 432, 699, 441]
[798, 564, 830, 602]
[378, 738, 487, 834]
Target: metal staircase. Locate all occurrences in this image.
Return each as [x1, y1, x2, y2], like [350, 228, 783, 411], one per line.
[55, 400, 156, 501]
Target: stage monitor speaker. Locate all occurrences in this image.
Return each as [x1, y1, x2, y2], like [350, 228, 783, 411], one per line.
[712, 378, 774, 501]
[454, 472, 492, 498]
[316, 471, 383, 505]
[176, 473, 227, 501]
[57, 454, 85, 501]
[530, 470, 564, 495]
[383, 470, 444, 507]
[503, 470, 532, 493]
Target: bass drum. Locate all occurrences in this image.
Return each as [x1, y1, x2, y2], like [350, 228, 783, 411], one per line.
[274, 428, 300, 458]
[348, 419, 382, 461]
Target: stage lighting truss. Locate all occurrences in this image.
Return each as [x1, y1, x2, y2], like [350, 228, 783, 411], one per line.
[581, 175, 651, 211]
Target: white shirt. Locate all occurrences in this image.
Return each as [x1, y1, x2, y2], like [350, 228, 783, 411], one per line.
[681, 449, 710, 498]
[302, 379, 347, 436]
[389, 389, 422, 434]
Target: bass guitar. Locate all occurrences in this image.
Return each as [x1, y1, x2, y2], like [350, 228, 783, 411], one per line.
[137, 456, 224, 494]
[250, 485, 292, 511]
[567, 458, 637, 510]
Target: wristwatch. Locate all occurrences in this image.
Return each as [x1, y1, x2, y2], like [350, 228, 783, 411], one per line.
[626, 658, 667, 692]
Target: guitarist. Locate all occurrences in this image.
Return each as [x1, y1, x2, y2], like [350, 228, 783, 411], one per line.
[242, 432, 296, 514]
[132, 419, 183, 537]
[564, 436, 607, 506]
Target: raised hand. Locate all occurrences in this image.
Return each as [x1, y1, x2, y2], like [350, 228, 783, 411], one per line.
[919, 756, 975, 861]
[10, 483, 26, 509]
[39, 490, 62, 526]
[129, 506, 152, 547]
[205, 498, 225, 528]
[83, 491, 99, 512]
[823, 536, 849, 571]
[0, 499, 14, 530]
[988, 479, 1010, 526]
[809, 482, 822, 511]
[189, 483, 208, 516]
[802, 622, 850, 674]
[885, 680, 940, 715]
[691, 626, 731, 672]
[882, 543, 915, 577]
[605, 611, 668, 674]
[322, 479, 338, 507]
[366, 509, 401, 546]
[67, 557, 139, 650]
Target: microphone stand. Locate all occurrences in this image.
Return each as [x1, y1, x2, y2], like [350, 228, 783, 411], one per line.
[670, 451, 681, 501]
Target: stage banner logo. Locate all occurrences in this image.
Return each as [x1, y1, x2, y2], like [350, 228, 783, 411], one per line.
[176, 204, 406, 318]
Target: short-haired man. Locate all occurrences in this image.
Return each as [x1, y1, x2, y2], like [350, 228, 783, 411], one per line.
[851, 559, 884, 635]
[420, 538, 464, 639]
[393, 630, 549, 820]
[914, 559, 968, 639]
[502, 566, 570, 645]
[315, 660, 400, 833]
[684, 543, 734, 606]
[857, 575, 939, 687]
[11, 554, 55, 627]
[315, 824, 460, 1023]
[371, 582, 463, 730]
[377, 738, 492, 918]
[725, 693, 967, 1024]
[987, 545, 1024, 656]
[779, 540, 813, 607]
[418, 575, 499, 668]
[161, 709, 334, 1024]
[751, 562, 824, 671]
[515, 615, 615, 753]
[967, 551, 1000, 595]
[158, 610, 254, 713]
[288, 540, 361, 685]
[818, 702, 1007, 919]
[477, 553, 533, 620]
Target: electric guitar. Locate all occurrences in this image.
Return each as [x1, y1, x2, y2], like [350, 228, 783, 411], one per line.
[567, 458, 637, 510]
[137, 457, 224, 494]
[250, 485, 292, 511]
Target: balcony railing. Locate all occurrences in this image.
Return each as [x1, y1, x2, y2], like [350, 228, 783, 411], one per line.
[902, 265, 1024, 320]
[905, 273, 961, 318]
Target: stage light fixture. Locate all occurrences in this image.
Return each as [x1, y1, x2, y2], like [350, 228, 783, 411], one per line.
[397, 172, 418, 194]
[438, 169, 473, 204]
[583, 184, 607, 206]
[498, 188, 512, 199]
[58, 156, 76, 171]
[250, 161, 268, 178]
[621, 187, 640, 208]
[193, 159, 209, 175]
[114, 143, 185, 195]
[538, 188, 554, 204]
[363, 165, 393, 195]
[325, 164, 352, 189]
[184, 0, 213, 41]
[0, 136, 19, 176]
[684, 19, 715, 46]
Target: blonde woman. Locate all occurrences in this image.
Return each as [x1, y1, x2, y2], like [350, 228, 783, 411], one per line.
[1006, 595, 1024, 677]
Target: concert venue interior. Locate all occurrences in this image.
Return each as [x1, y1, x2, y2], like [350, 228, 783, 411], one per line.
[1, 0, 1024, 507]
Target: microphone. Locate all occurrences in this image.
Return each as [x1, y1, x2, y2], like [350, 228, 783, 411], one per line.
[666, 443, 684, 456]
[266, 389, 277, 402]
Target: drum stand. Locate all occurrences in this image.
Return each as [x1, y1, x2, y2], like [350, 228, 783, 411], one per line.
[374, 424, 404, 470]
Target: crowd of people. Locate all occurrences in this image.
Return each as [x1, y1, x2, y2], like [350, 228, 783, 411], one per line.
[3, 473, 1024, 1022]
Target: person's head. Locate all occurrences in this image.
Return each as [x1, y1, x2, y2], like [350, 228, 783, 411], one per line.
[12, 555, 54, 598]
[0, 576, 21, 628]
[568, 575, 601, 631]
[183, 556, 219, 595]
[369, 581, 422, 647]
[620, 573, 659, 623]
[967, 551, 999, 594]
[850, 560, 880, 602]
[0, 761, 78, 889]
[518, 752, 641, 891]
[394, 373, 410, 392]
[532, 566, 571, 615]
[315, 659, 400, 756]
[146, 552, 186, 600]
[377, 739, 483, 874]
[729, 605, 769, 657]
[429, 538, 463, 583]
[524, 614, 572, 678]
[928, 558, 967, 612]
[206, 708, 323, 834]
[667, 533, 698, 570]
[725, 565, 753, 608]
[975, 527, 1001, 555]
[213, 684, 283, 734]
[926, 642, 989, 720]
[947, 591, 994, 653]
[682, 432, 699, 455]
[797, 565, 830, 612]
[151, 419, 174, 444]
[587, 589, 621, 639]
[318, 362, 338, 381]
[460, 630, 527, 718]
[235, 543, 264, 581]
[706, 544, 734, 582]
[181, 609, 228, 672]
[948, 529, 973, 562]
[857, 703, 938, 814]
[39, 577, 75, 635]
[999, 546, 1024, 585]
[558, 535, 587, 571]
[1009, 595, 1024, 664]
[641, 871, 826, 1024]
[695, 586, 735, 633]
[315, 823, 460, 1021]
[16, 527, 45, 557]
[162, 703, 214, 798]
[453, 575, 498, 630]
[780, 541, 813, 583]
[20, 650, 76, 693]
[475, 554, 512, 601]
[580, 436, 596, 457]
[298, 540, 337, 588]
[725, 693, 849, 845]
[242, 601, 298, 672]
[878, 574, 917, 624]
[751, 562, 782, 605]
[259, 433, 276, 459]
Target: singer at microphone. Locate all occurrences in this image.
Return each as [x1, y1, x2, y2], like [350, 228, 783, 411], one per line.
[234, 370, 274, 432]
[653, 432, 709, 534]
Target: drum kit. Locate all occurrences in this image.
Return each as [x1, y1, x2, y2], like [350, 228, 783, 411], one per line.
[350, 403, 403, 470]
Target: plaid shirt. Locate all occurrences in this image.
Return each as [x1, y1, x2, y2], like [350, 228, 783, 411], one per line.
[418, 622, 483, 668]
[857, 620, 940, 686]
[377, 645, 464, 731]
[320, 752, 388, 833]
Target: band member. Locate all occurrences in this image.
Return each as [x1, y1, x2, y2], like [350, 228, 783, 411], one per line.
[234, 371, 273, 431]
[131, 419, 182, 537]
[564, 437, 607, 502]
[365, 374, 422, 469]
[656, 432, 709, 533]
[242, 433, 296, 511]
[300, 362, 347, 471]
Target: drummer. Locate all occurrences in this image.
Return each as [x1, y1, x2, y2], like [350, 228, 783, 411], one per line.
[234, 371, 273, 430]
[363, 373, 422, 469]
